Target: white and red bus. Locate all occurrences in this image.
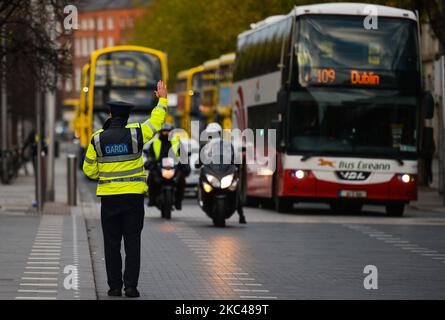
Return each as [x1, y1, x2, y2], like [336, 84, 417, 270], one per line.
[232, 3, 434, 216]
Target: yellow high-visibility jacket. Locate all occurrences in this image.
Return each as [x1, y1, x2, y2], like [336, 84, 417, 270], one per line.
[83, 98, 168, 196]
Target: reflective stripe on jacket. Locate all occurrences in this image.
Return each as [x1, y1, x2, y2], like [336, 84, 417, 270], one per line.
[152, 138, 180, 160]
[83, 98, 168, 196]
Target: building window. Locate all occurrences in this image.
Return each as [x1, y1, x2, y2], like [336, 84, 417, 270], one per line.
[97, 17, 104, 31]
[97, 37, 104, 49]
[120, 17, 126, 29]
[65, 79, 73, 93]
[82, 38, 88, 57]
[107, 17, 114, 30]
[81, 19, 88, 30]
[75, 68, 81, 92]
[89, 37, 95, 52]
[108, 37, 114, 47]
[74, 39, 80, 57]
[89, 18, 95, 30]
[128, 17, 134, 28]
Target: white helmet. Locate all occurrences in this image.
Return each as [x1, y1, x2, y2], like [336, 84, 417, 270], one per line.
[205, 122, 222, 135]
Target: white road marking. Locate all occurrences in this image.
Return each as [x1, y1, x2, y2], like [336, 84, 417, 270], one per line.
[21, 277, 58, 281]
[234, 289, 270, 293]
[24, 271, 58, 275]
[15, 297, 57, 300]
[26, 266, 59, 270]
[20, 283, 58, 287]
[240, 295, 277, 299]
[18, 289, 57, 293]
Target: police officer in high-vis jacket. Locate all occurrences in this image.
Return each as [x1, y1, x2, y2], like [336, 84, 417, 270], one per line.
[83, 80, 168, 298]
[146, 123, 190, 210]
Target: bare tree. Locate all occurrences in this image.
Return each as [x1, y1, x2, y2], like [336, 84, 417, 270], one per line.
[0, 0, 76, 91]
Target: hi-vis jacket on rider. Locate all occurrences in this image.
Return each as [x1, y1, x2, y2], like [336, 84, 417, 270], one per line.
[83, 98, 168, 195]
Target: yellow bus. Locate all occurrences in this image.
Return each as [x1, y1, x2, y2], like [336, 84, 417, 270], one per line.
[199, 59, 219, 124]
[63, 98, 80, 137]
[216, 53, 236, 130]
[80, 45, 168, 163]
[78, 63, 90, 150]
[176, 65, 204, 135]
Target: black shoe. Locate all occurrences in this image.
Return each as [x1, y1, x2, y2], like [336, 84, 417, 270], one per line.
[107, 288, 122, 297]
[239, 216, 247, 224]
[147, 199, 155, 207]
[124, 287, 140, 298]
[175, 201, 182, 210]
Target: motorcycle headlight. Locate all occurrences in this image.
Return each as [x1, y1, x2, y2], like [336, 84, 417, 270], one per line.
[202, 182, 213, 193]
[162, 168, 175, 180]
[205, 174, 220, 188]
[220, 173, 234, 189]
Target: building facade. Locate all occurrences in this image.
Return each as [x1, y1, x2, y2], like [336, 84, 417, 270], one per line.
[61, 0, 147, 102]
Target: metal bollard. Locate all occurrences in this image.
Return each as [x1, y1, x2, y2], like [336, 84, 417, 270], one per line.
[67, 154, 77, 206]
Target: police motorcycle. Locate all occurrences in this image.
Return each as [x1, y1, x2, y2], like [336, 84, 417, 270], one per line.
[148, 157, 178, 220]
[198, 162, 240, 227]
[197, 123, 242, 227]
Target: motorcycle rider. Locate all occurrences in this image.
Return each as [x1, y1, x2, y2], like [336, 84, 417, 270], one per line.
[146, 123, 190, 210]
[201, 122, 246, 224]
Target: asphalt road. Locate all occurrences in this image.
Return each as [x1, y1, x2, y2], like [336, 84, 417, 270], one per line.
[82, 179, 445, 300]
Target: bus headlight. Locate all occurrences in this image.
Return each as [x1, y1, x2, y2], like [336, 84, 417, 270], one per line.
[206, 174, 220, 188]
[397, 174, 413, 183]
[202, 182, 213, 193]
[221, 174, 234, 189]
[291, 170, 307, 179]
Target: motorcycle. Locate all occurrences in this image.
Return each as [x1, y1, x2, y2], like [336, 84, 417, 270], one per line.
[198, 163, 240, 227]
[150, 157, 178, 220]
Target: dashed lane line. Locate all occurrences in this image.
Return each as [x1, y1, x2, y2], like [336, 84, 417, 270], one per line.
[167, 221, 278, 299]
[344, 224, 445, 265]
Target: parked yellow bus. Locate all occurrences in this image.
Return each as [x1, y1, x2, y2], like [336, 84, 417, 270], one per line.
[80, 45, 168, 165]
[216, 53, 236, 130]
[176, 65, 204, 135]
[78, 63, 90, 150]
[200, 59, 219, 124]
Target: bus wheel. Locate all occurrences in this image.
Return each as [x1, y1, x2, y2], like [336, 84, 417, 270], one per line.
[274, 196, 292, 213]
[385, 203, 405, 217]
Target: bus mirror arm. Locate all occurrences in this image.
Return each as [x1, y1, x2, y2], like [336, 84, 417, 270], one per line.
[271, 118, 285, 152]
[422, 91, 434, 120]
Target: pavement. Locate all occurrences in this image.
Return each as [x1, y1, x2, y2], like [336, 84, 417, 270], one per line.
[0, 144, 96, 300]
[1, 144, 445, 300]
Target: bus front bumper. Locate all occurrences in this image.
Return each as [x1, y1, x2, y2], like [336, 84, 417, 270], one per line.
[280, 170, 417, 203]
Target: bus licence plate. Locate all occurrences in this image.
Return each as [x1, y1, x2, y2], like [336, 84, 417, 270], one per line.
[339, 190, 367, 198]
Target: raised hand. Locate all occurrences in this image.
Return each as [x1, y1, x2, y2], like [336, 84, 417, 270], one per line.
[155, 80, 167, 99]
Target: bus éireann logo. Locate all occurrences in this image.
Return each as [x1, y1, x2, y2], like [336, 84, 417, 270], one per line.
[318, 158, 335, 168]
[351, 70, 380, 86]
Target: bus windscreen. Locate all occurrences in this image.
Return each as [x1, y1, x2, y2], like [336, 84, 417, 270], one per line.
[93, 51, 162, 112]
[296, 15, 420, 90]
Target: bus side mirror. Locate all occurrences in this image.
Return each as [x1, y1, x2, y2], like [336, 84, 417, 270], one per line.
[422, 91, 434, 120]
[277, 89, 288, 114]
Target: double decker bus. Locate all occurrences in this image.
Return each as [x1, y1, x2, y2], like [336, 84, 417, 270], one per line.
[200, 59, 219, 124]
[79, 45, 168, 163]
[78, 63, 90, 157]
[176, 66, 204, 135]
[232, 3, 433, 216]
[216, 53, 236, 129]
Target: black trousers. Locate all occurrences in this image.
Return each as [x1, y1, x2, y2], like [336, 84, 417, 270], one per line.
[101, 194, 145, 290]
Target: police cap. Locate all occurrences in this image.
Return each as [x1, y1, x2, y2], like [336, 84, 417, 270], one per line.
[107, 100, 135, 117]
